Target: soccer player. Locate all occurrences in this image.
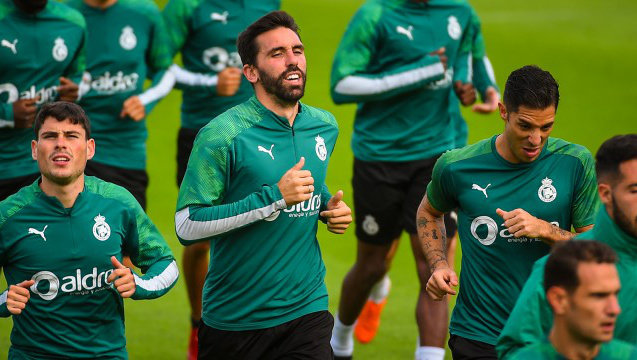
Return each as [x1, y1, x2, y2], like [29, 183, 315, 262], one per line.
[510, 240, 637, 360]
[329, 1, 477, 358]
[161, 1, 280, 357]
[68, 0, 174, 210]
[418, 65, 599, 359]
[0, 101, 178, 359]
[498, 134, 637, 358]
[0, 0, 86, 201]
[175, 11, 352, 359]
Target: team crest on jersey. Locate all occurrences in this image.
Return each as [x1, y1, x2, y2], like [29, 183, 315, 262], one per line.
[538, 177, 557, 203]
[119, 26, 137, 50]
[93, 214, 111, 241]
[52, 37, 68, 62]
[362, 215, 379, 236]
[447, 16, 462, 40]
[315, 135, 327, 161]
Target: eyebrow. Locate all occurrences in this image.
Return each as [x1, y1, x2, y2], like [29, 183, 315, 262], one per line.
[41, 130, 82, 136]
[267, 44, 305, 55]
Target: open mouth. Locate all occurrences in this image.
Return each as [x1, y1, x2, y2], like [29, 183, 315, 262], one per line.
[51, 154, 71, 165]
[522, 147, 540, 158]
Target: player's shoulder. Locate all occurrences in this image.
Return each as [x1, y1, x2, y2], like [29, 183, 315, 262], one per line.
[0, 181, 40, 230]
[0, 0, 15, 20]
[603, 339, 637, 358]
[351, 0, 384, 24]
[45, 0, 86, 29]
[437, 137, 493, 168]
[301, 103, 338, 130]
[84, 176, 141, 212]
[119, 0, 162, 18]
[509, 341, 555, 360]
[198, 97, 264, 148]
[546, 137, 594, 166]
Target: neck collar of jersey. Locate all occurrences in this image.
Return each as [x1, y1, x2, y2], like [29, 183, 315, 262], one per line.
[249, 96, 303, 129]
[31, 176, 86, 214]
[490, 134, 548, 168]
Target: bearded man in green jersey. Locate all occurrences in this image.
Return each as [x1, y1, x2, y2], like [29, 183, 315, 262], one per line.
[510, 240, 637, 360]
[175, 11, 352, 359]
[498, 134, 637, 359]
[418, 65, 599, 359]
[0, 0, 86, 201]
[0, 102, 178, 359]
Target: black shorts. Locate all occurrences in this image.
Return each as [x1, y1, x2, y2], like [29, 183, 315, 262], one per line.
[448, 334, 497, 360]
[198, 311, 334, 360]
[352, 156, 457, 245]
[85, 160, 148, 210]
[177, 127, 199, 187]
[0, 173, 39, 201]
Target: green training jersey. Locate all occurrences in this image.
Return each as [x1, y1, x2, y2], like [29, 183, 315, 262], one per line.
[176, 96, 338, 330]
[163, 0, 280, 130]
[426, 136, 599, 345]
[68, 0, 172, 170]
[510, 339, 637, 360]
[0, 177, 178, 359]
[0, 0, 86, 180]
[331, 0, 473, 162]
[449, 6, 498, 148]
[497, 207, 637, 359]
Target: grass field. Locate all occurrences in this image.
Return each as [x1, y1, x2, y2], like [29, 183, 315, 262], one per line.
[2, 0, 636, 358]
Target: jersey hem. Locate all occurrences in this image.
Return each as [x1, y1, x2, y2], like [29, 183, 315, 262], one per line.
[449, 327, 498, 346]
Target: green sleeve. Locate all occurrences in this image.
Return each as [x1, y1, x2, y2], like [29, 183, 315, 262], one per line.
[572, 149, 600, 228]
[175, 126, 287, 245]
[0, 103, 14, 126]
[425, 152, 459, 213]
[162, 0, 196, 58]
[496, 256, 553, 359]
[115, 189, 178, 300]
[330, 4, 444, 104]
[468, 8, 499, 99]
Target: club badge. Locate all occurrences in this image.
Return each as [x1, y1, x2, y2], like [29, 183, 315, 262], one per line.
[315, 135, 327, 161]
[93, 214, 111, 241]
[538, 177, 557, 203]
[119, 26, 137, 50]
[52, 37, 68, 62]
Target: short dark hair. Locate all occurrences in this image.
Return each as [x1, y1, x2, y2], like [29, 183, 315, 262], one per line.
[34, 101, 91, 139]
[237, 11, 300, 67]
[595, 134, 637, 183]
[503, 65, 560, 113]
[544, 240, 617, 294]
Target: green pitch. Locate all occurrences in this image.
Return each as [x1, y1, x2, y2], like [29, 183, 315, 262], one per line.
[1, 0, 635, 358]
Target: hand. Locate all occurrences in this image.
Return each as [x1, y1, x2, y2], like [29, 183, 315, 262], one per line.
[119, 96, 145, 121]
[426, 267, 458, 301]
[496, 208, 549, 239]
[472, 86, 499, 114]
[58, 77, 79, 102]
[216, 67, 242, 96]
[319, 190, 352, 234]
[454, 81, 477, 106]
[277, 157, 314, 206]
[12, 99, 38, 128]
[429, 47, 447, 70]
[7, 280, 35, 315]
[107, 256, 136, 298]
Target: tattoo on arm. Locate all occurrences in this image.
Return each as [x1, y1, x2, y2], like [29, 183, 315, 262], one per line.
[549, 223, 575, 243]
[417, 205, 448, 272]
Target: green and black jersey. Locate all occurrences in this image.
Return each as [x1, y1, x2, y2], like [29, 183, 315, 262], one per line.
[0, 177, 178, 359]
[426, 136, 599, 345]
[331, 0, 473, 162]
[67, 0, 173, 170]
[163, 0, 280, 130]
[0, 0, 86, 180]
[176, 96, 338, 331]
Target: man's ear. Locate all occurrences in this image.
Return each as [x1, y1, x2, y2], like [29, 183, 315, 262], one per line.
[547, 286, 569, 316]
[598, 182, 612, 207]
[87, 138, 95, 160]
[498, 102, 508, 122]
[243, 64, 258, 85]
[31, 139, 37, 160]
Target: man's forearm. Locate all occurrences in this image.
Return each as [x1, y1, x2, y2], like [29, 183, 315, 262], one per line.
[416, 207, 448, 272]
[541, 220, 576, 245]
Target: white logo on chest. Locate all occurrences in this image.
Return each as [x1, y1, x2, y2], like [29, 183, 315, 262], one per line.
[28, 225, 48, 241]
[119, 26, 137, 50]
[471, 183, 491, 198]
[211, 11, 229, 24]
[396, 25, 414, 41]
[447, 16, 462, 40]
[258, 144, 275, 160]
[538, 177, 557, 203]
[2, 39, 17, 54]
[315, 135, 327, 161]
[52, 37, 68, 62]
[93, 214, 111, 241]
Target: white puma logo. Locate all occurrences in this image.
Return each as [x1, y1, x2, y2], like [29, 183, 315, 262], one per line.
[258, 144, 275, 160]
[2, 39, 17, 54]
[28, 225, 48, 241]
[472, 183, 491, 198]
[211, 11, 229, 24]
[396, 25, 414, 41]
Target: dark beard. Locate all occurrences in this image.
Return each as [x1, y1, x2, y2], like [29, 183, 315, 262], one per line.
[612, 194, 637, 238]
[258, 65, 306, 105]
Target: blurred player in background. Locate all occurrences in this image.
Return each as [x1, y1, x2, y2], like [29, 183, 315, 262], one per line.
[329, 1, 477, 359]
[68, 0, 175, 210]
[161, 0, 280, 357]
[0, 0, 86, 200]
[0, 102, 178, 359]
[419, 65, 599, 359]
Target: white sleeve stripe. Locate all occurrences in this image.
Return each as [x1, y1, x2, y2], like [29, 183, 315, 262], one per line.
[170, 64, 218, 87]
[0, 290, 7, 306]
[333, 62, 444, 96]
[483, 56, 496, 84]
[467, 54, 473, 83]
[133, 260, 179, 292]
[0, 119, 14, 128]
[138, 70, 176, 106]
[175, 199, 286, 241]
